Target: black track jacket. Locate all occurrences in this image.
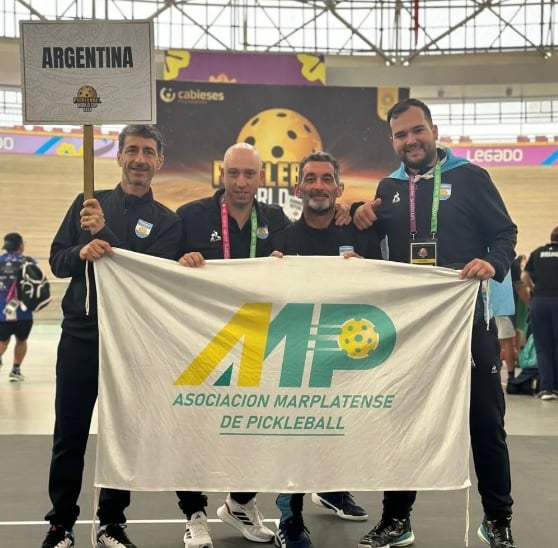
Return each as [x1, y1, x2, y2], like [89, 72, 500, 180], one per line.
[50, 184, 181, 340]
[177, 189, 291, 259]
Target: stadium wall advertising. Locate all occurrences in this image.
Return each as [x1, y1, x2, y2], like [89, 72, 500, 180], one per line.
[450, 143, 558, 166]
[0, 126, 117, 157]
[1, 129, 557, 169]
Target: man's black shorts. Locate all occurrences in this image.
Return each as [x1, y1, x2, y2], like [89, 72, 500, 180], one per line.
[0, 320, 33, 341]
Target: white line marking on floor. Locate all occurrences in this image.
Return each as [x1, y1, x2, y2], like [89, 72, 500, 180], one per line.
[0, 518, 280, 526]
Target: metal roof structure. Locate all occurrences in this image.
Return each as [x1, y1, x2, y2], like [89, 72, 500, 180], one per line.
[2, 1, 556, 61]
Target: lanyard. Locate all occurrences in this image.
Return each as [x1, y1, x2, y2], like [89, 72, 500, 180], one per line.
[408, 161, 441, 238]
[220, 200, 258, 259]
[409, 174, 417, 235]
[6, 279, 17, 301]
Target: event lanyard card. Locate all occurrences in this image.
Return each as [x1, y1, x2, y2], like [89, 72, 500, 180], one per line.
[3, 299, 19, 321]
[410, 239, 438, 266]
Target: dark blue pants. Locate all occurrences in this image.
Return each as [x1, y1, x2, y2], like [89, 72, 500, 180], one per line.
[276, 493, 304, 520]
[530, 295, 558, 392]
[44, 332, 130, 530]
[382, 320, 513, 521]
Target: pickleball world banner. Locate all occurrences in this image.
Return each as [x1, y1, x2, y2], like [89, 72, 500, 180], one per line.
[94, 250, 478, 492]
[156, 81, 408, 208]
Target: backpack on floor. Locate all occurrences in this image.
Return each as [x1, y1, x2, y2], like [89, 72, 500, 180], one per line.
[506, 333, 538, 395]
[506, 368, 539, 395]
[17, 257, 51, 312]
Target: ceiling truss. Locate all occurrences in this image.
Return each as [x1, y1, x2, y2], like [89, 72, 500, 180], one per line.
[9, 0, 556, 62]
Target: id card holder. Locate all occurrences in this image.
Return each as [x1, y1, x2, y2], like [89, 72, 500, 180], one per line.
[3, 299, 19, 321]
[410, 239, 437, 266]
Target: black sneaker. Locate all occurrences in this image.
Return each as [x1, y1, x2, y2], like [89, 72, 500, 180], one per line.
[274, 515, 313, 548]
[311, 492, 368, 521]
[358, 517, 414, 547]
[478, 516, 516, 547]
[41, 524, 74, 548]
[97, 523, 137, 547]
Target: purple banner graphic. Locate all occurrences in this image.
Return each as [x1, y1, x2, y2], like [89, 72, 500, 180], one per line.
[164, 50, 325, 86]
[0, 128, 117, 158]
[451, 144, 558, 166]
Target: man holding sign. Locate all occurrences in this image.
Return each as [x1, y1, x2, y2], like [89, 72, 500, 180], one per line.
[41, 125, 181, 548]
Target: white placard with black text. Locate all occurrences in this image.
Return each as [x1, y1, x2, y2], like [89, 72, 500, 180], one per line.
[20, 20, 155, 124]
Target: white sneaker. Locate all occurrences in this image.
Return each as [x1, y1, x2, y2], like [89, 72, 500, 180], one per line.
[217, 495, 275, 543]
[9, 370, 25, 382]
[184, 511, 213, 548]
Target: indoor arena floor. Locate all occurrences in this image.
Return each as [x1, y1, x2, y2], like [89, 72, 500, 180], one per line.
[1, 323, 557, 548]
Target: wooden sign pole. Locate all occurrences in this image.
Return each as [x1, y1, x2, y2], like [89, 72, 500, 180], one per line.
[83, 124, 95, 199]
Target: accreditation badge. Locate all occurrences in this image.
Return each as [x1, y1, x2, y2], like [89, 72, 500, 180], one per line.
[3, 299, 19, 321]
[410, 239, 437, 266]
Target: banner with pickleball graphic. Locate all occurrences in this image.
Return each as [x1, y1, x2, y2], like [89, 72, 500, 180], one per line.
[156, 80, 409, 211]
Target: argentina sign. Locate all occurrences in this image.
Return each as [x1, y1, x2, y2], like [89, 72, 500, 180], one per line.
[20, 20, 155, 124]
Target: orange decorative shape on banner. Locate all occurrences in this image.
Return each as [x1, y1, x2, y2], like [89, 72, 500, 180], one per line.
[208, 73, 237, 83]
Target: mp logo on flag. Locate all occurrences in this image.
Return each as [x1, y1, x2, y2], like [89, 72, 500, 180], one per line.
[175, 303, 396, 388]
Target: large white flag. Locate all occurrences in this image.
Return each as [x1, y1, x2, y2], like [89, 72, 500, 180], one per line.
[94, 250, 478, 493]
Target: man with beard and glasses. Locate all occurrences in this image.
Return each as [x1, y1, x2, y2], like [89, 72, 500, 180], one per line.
[271, 151, 381, 548]
[352, 98, 518, 548]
